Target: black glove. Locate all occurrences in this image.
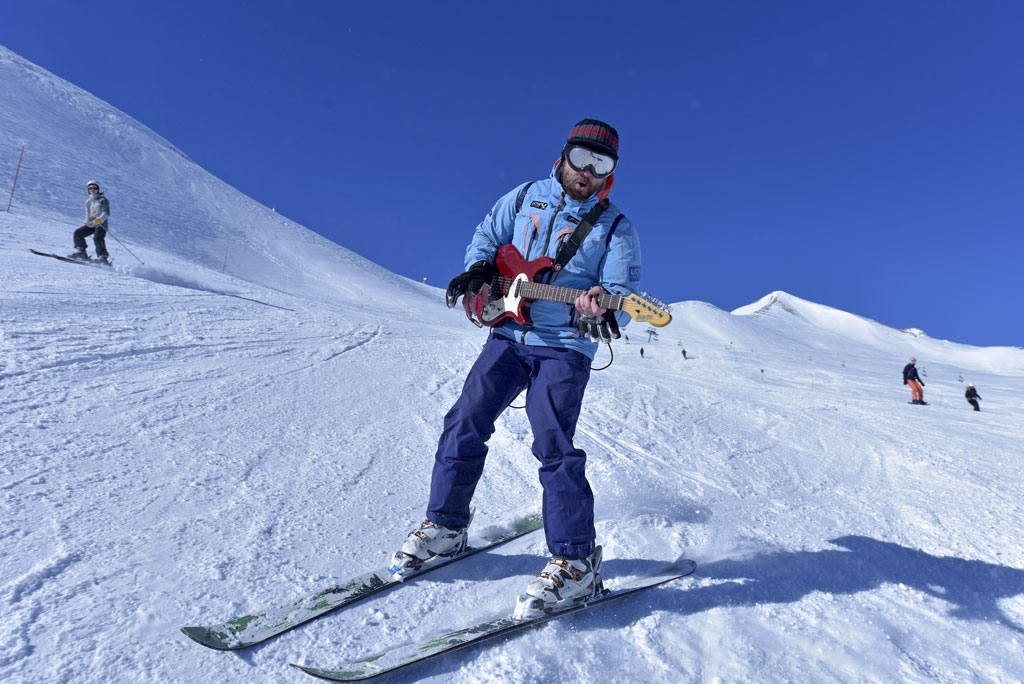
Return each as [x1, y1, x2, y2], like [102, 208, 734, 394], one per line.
[920, 381, 925, 386]
[445, 261, 494, 308]
[578, 310, 621, 343]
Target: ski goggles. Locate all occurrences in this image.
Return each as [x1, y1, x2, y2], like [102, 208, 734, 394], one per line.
[563, 145, 617, 179]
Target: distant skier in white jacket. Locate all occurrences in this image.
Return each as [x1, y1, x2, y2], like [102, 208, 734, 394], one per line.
[70, 180, 110, 264]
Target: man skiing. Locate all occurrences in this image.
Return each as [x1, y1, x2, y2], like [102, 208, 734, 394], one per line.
[965, 384, 982, 411]
[903, 357, 926, 404]
[70, 180, 111, 264]
[388, 119, 642, 619]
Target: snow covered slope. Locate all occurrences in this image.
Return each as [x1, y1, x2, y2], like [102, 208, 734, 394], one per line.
[3, 45, 1024, 684]
[0, 45, 432, 311]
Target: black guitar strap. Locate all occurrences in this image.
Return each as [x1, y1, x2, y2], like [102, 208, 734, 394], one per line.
[552, 198, 610, 273]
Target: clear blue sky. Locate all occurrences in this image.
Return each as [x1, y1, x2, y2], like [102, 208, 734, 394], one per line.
[4, 1, 1022, 347]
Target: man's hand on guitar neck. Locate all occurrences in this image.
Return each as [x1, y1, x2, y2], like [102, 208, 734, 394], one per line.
[574, 286, 607, 318]
[576, 286, 620, 343]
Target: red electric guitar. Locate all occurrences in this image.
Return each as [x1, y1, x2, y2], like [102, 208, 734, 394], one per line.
[466, 244, 672, 328]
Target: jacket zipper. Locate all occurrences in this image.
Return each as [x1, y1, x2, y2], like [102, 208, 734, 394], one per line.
[520, 191, 568, 343]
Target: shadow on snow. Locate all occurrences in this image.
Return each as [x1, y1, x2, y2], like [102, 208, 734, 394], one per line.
[673, 535, 1024, 633]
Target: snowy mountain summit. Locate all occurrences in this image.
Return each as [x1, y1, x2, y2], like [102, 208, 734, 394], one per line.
[737, 290, 926, 339]
[3, 45, 1024, 684]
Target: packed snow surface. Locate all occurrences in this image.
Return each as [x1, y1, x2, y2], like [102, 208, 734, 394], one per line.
[2, 45, 1024, 683]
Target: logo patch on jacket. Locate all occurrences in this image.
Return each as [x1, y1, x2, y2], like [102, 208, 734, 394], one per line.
[629, 265, 642, 282]
[530, 201, 548, 210]
[566, 215, 580, 225]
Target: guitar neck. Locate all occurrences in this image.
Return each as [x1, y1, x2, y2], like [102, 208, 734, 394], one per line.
[511, 279, 624, 312]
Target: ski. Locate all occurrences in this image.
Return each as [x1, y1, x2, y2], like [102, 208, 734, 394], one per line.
[180, 513, 542, 650]
[30, 249, 111, 266]
[291, 558, 697, 682]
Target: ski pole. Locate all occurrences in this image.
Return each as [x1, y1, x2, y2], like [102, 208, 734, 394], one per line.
[7, 146, 25, 213]
[105, 228, 144, 265]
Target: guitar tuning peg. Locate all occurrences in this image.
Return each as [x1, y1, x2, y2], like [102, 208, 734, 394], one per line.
[640, 290, 667, 309]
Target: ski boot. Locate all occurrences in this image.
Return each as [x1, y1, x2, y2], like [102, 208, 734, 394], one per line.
[68, 248, 90, 261]
[513, 546, 604, 619]
[388, 518, 469, 581]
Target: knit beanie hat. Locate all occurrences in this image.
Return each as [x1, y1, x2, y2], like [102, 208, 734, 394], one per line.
[566, 119, 619, 160]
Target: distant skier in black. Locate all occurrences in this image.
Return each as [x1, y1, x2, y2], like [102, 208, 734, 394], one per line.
[70, 180, 110, 264]
[640, 347, 645, 358]
[903, 357, 926, 404]
[965, 384, 982, 411]
[682, 349, 687, 359]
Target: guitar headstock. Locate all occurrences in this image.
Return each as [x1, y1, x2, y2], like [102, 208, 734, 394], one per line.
[621, 292, 672, 327]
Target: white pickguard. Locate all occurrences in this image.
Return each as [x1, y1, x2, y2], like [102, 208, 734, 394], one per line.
[479, 273, 529, 324]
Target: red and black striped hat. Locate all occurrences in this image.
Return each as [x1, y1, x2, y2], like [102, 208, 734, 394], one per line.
[566, 119, 619, 160]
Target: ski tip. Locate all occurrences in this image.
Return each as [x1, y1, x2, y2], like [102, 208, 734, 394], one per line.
[181, 626, 216, 648]
[662, 558, 697, 578]
[180, 626, 242, 651]
[29, 249, 104, 266]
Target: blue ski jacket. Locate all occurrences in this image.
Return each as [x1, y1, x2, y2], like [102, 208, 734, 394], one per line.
[463, 164, 642, 359]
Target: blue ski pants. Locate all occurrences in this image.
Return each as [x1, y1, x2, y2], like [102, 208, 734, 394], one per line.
[427, 335, 596, 559]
